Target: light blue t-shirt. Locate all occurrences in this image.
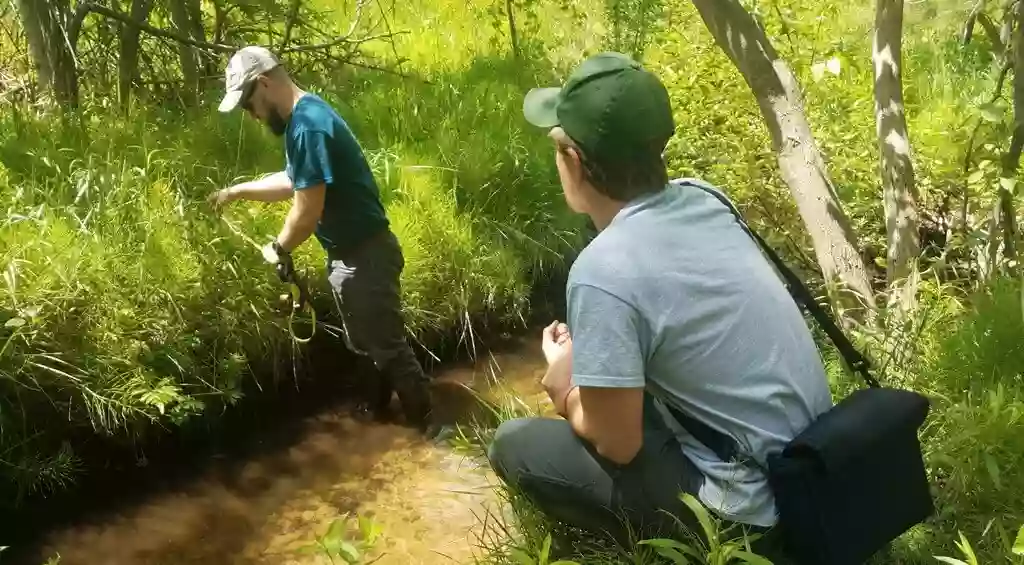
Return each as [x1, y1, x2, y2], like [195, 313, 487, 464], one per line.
[567, 178, 834, 527]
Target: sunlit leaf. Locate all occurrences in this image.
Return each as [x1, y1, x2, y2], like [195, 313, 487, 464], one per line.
[734, 550, 774, 564]
[1000, 177, 1017, 193]
[968, 170, 985, 185]
[4, 317, 25, 328]
[1012, 524, 1024, 555]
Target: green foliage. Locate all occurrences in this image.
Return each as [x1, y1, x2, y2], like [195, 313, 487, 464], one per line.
[299, 514, 383, 564]
[639, 494, 772, 565]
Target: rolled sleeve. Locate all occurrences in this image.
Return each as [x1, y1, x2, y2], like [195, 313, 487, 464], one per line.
[567, 283, 646, 389]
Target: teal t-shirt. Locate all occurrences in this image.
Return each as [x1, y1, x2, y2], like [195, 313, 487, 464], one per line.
[285, 93, 388, 253]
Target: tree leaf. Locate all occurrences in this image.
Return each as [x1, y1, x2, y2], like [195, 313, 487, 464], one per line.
[968, 170, 985, 185]
[1012, 524, 1024, 555]
[1000, 177, 1017, 193]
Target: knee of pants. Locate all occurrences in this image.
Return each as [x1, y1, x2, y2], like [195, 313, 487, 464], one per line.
[486, 417, 538, 484]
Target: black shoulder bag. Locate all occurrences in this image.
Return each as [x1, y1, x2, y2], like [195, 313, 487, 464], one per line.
[665, 180, 934, 565]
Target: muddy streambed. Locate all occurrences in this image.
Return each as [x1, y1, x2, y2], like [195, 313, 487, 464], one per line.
[20, 335, 553, 565]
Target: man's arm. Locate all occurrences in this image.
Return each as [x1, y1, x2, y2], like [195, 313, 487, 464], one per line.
[226, 171, 294, 202]
[544, 284, 647, 466]
[562, 385, 644, 464]
[276, 183, 325, 251]
[274, 129, 333, 251]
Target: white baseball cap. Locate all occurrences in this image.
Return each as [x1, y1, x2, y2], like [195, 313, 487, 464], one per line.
[218, 46, 280, 113]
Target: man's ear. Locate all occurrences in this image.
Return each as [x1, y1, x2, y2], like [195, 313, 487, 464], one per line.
[565, 145, 587, 184]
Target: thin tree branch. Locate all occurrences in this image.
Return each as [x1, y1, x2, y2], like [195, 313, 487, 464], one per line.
[279, 0, 302, 50]
[73, 3, 237, 52]
[280, 30, 409, 54]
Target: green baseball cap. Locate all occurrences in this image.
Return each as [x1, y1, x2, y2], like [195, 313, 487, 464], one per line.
[523, 52, 675, 162]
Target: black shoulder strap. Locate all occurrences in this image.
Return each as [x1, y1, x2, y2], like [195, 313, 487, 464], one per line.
[658, 180, 881, 463]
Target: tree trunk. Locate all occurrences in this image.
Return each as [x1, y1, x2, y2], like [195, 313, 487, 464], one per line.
[16, 0, 79, 107]
[118, 0, 155, 110]
[997, 0, 1024, 262]
[506, 0, 520, 58]
[689, 0, 877, 320]
[169, 0, 201, 106]
[873, 0, 920, 288]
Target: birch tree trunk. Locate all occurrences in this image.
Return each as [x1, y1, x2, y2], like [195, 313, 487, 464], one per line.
[16, 0, 79, 107]
[873, 0, 920, 287]
[689, 0, 877, 320]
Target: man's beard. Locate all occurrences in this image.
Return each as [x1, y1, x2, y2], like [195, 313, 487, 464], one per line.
[265, 106, 288, 136]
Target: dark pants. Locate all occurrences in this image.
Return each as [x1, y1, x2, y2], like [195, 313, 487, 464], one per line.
[326, 229, 432, 427]
[487, 404, 792, 560]
[486, 403, 706, 547]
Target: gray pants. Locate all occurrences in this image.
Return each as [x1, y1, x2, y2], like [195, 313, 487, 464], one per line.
[486, 396, 706, 546]
[326, 229, 431, 426]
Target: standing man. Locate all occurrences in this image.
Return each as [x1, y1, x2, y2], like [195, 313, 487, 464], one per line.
[208, 46, 433, 433]
[485, 51, 832, 556]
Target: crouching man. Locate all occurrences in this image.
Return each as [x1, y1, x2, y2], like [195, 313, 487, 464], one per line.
[486, 52, 833, 554]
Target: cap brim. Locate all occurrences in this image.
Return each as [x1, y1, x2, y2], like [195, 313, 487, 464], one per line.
[523, 87, 562, 128]
[218, 89, 243, 113]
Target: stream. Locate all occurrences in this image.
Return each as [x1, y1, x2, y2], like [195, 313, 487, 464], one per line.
[19, 334, 551, 565]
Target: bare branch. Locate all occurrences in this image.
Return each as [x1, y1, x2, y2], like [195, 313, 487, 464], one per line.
[280, 30, 409, 54]
[75, 3, 237, 52]
[280, 0, 302, 50]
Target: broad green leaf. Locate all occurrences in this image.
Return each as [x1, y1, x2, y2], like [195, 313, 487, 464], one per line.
[510, 547, 535, 565]
[1012, 524, 1024, 555]
[4, 317, 25, 328]
[651, 546, 692, 564]
[337, 540, 361, 564]
[968, 170, 985, 185]
[539, 534, 552, 565]
[325, 517, 347, 544]
[1001, 177, 1018, 193]
[639, 538, 703, 560]
[733, 550, 775, 565]
[680, 493, 718, 550]
[956, 531, 979, 565]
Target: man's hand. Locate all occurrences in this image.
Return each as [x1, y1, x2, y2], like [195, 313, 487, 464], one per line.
[261, 240, 295, 283]
[208, 187, 237, 210]
[541, 319, 571, 366]
[540, 320, 575, 414]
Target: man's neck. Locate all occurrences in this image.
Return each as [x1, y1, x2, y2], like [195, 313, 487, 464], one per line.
[588, 199, 626, 231]
[279, 84, 308, 120]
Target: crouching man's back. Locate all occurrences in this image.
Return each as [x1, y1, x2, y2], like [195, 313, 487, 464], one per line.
[568, 176, 833, 527]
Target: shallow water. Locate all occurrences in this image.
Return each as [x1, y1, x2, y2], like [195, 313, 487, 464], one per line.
[27, 335, 552, 565]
